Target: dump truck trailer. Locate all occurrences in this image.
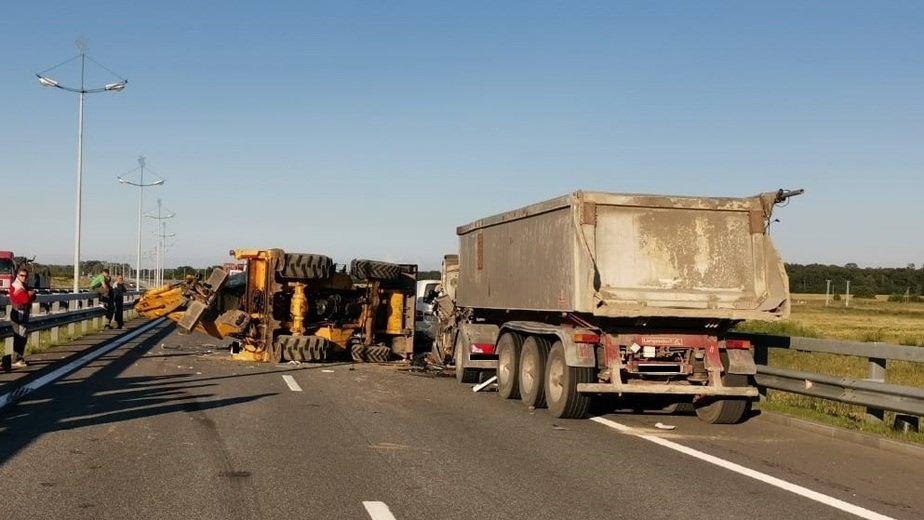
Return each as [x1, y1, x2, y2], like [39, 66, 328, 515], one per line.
[433, 188, 803, 423]
[136, 249, 417, 363]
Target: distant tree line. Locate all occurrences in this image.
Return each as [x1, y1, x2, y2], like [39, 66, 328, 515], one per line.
[786, 263, 924, 300]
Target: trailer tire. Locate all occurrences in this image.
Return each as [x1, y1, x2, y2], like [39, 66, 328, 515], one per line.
[662, 401, 696, 414]
[279, 253, 333, 280]
[496, 332, 523, 399]
[350, 259, 402, 281]
[454, 333, 480, 384]
[694, 374, 752, 424]
[519, 336, 550, 408]
[545, 341, 594, 419]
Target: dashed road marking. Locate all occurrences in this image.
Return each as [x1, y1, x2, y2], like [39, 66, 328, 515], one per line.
[363, 501, 397, 520]
[282, 375, 302, 392]
[590, 416, 895, 520]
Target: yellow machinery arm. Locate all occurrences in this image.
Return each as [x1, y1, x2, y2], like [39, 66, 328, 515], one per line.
[135, 268, 248, 340]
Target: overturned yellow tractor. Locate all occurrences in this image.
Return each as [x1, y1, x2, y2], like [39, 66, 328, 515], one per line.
[135, 249, 417, 363]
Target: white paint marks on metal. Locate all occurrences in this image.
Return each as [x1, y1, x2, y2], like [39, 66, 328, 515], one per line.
[282, 375, 302, 392]
[590, 417, 896, 520]
[363, 501, 397, 520]
[473, 375, 497, 392]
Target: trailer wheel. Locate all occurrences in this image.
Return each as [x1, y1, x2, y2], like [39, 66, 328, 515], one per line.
[662, 401, 695, 414]
[496, 332, 523, 399]
[350, 259, 402, 281]
[694, 373, 752, 424]
[545, 341, 594, 419]
[454, 333, 480, 384]
[279, 253, 333, 280]
[519, 336, 550, 408]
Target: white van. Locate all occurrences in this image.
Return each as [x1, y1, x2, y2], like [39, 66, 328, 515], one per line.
[415, 279, 441, 339]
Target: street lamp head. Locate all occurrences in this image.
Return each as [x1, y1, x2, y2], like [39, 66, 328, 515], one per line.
[37, 75, 59, 88]
[105, 80, 127, 92]
[152, 179, 165, 186]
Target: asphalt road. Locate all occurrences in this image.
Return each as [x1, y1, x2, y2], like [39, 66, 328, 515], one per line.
[0, 322, 921, 520]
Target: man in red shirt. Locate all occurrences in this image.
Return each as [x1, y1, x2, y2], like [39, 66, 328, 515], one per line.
[7, 267, 37, 369]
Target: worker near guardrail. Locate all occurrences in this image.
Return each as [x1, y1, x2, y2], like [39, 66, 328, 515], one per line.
[91, 269, 115, 329]
[112, 274, 127, 329]
[6, 267, 37, 369]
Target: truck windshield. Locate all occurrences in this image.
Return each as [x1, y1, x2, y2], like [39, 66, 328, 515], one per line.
[0, 259, 13, 276]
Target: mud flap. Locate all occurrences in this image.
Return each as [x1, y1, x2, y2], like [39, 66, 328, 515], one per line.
[726, 349, 757, 375]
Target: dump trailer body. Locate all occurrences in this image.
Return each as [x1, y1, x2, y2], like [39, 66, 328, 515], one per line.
[455, 190, 790, 322]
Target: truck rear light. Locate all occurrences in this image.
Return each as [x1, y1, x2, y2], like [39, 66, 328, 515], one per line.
[573, 333, 600, 344]
[725, 339, 751, 349]
[470, 343, 495, 355]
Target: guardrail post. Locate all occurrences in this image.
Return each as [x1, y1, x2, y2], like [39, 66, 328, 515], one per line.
[50, 301, 61, 344]
[865, 357, 886, 423]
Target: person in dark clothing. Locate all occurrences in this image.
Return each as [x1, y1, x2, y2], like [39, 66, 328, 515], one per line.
[112, 274, 127, 328]
[7, 267, 37, 369]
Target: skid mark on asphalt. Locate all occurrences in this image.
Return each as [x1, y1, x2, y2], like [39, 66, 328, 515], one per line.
[591, 416, 895, 520]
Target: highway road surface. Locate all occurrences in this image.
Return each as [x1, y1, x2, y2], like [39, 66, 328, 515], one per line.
[0, 320, 921, 520]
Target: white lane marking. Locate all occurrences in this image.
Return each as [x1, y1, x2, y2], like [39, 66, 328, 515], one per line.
[0, 318, 166, 411]
[590, 416, 896, 520]
[282, 375, 302, 392]
[363, 501, 397, 520]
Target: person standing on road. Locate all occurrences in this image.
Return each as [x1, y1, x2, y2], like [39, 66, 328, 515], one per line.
[7, 267, 37, 369]
[112, 274, 127, 329]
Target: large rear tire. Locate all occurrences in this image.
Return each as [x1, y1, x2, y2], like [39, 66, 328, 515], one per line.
[694, 373, 752, 424]
[350, 259, 402, 281]
[279, 254, 333, 280]
[545, 341, 594, 419]
[496, 332, 523, 399]
[454, 333, 480, 384]
[519, 336, 550, 408]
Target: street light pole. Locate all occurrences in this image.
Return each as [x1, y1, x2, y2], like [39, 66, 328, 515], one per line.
[118, 156, 165, 288]
[37, 40, 127, 293]
[146, 198, 175, 287]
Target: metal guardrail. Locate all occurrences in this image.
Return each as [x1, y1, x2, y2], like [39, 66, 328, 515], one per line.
[0, 292, 143, 354]
[730, 332, 924, 428]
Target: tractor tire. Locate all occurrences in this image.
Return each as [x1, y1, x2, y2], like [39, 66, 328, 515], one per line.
[350, 259, 402, 281]
[365, 345, 392, 363]
[276, 335, 333, 362]
[351, 343, 367, 362]
[279, 253, 333, 280]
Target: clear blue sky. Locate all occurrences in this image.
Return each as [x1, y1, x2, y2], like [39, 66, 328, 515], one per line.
[2, 1, 922, 270]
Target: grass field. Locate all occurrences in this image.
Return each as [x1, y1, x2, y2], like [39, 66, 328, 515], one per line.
[736, 293, 924, 443]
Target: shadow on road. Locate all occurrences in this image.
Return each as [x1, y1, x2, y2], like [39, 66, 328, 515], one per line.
[0, 322, 275, 464]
